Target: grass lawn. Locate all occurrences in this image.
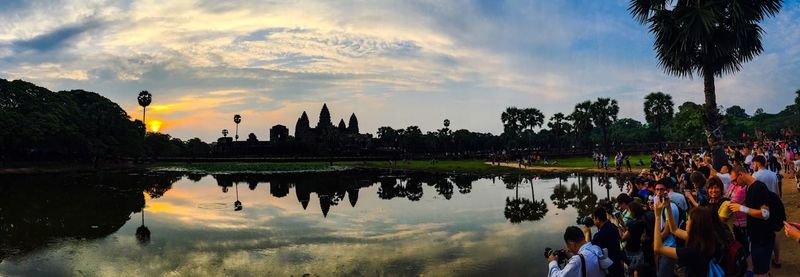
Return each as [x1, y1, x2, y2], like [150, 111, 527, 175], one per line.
[146, 155, 653, 174]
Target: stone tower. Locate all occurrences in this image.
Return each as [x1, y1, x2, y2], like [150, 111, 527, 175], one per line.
[295, 111, 310, 138]
[347, 113, 359, 134]
[337, 119, 347, 131]
[317, 103, 332, 129]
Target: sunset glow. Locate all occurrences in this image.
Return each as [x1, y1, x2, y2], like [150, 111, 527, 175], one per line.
[148, 120, 163, 133]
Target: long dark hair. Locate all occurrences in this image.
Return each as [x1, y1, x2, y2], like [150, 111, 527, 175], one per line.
[686, 207, 718, 258]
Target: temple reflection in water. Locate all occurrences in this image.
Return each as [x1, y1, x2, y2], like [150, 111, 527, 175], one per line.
[1, 169, 630, 275]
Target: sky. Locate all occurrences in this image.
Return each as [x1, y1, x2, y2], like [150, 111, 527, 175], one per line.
[1, 0, 799, 142]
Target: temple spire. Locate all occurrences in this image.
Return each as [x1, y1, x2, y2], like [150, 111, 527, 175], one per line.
[348, 113, 359, 134]
[317, 103, 332, 129]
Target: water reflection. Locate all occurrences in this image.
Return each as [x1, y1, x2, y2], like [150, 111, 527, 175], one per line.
[1, 170, 632, 276]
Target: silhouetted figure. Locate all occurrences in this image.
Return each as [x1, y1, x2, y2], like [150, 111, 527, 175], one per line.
[233, 183, 243, 211]
[135, 209, 151, 245]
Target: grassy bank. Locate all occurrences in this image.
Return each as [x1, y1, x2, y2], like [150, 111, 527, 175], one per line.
[148, 159, 531, 174]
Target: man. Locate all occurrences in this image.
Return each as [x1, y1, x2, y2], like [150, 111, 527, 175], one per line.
[582, 207, 624, 277]
[752, 156, 778, 195]
[744, 147, 754, 172]
[716, 164, 733, 191]
[661, 177, 688, 212]
[728, 165, 773, 277]
[653, 180, 681, 277]
[548, 226, 614, 277]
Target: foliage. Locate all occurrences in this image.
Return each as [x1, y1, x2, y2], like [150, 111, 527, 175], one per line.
[0, 79, 144, 162]
[643, 92, 674, 137]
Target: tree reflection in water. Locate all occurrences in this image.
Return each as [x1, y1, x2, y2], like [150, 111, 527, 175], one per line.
[504, 175, 549, 223]
[0, 171, 181, 261]
[1, 169, 625, 264]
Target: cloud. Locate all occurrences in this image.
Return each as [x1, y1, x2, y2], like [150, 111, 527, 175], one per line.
[0, 0, 797, 141]
[11, 20, 99, 53]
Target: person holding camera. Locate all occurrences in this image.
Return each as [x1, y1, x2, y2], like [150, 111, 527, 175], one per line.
[547, 226, 614, 277]
[581, 207, 624, 277]
[653, 180, 681, 277]
[655, 196, 726, 277]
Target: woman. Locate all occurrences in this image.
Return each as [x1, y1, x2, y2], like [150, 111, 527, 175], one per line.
[706, 176, 733, 232]
[654, 196, 724, 277]
[621, 202, 646, 276]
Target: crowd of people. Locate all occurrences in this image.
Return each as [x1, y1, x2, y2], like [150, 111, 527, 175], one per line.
[548, 140, 800, 277]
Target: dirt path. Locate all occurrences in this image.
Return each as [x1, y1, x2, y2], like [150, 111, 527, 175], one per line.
[774, 174, 800, 276]
[488, 162, 640, 174]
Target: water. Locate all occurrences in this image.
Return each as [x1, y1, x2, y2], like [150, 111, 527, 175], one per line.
[0, 170, 628, 276]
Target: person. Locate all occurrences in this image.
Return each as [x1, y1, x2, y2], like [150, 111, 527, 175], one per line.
[652, 180, 681, 277]
[750, 155, 781, 268]
[715, 164, 732, 191]
[752, 156, 778, 195]
[706, 176, 733, 232]
[728, 165, 773, 277]
[615, 194, 634, 226]
[583, 207, 624, 277]
[655, 198, 725, 277]
[684, 171, 708, 208]
[547, 226, 614, 277]
[621, 202, 646, 276]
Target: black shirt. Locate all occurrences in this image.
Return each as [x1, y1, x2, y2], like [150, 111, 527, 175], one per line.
[625, 219, 645, 252]
[592, 221, 624, 277]
[676, 243, 722, 277]
[745, 181, 775, 244]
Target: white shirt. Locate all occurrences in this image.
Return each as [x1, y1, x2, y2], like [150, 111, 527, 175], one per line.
[745, 155, 753, 168]
[753, 169, 778, 194]
[548, 242, 611, 277]
[717, 173, 732, 191]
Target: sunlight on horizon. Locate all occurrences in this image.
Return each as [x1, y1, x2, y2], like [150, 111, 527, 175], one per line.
[148, 120, 163, 133]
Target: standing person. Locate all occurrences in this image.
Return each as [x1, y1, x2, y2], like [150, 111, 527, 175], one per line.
[621, 202, 646, 276]
[626, 155, 632, 172]
[655, 200, 725, 277]
[728, 166, 774, 277]
[685, 171, 709, 209]
[715, 164, 733, 191]
[653, 181, 681, 277]
[582, 207, 625, 277]
[752, 156, 778, 194]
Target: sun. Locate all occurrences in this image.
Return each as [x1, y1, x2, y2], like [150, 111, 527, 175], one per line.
[148, 120, 164, 133]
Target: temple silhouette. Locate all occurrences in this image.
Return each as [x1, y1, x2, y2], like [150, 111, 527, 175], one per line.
[213, 103, 373, 156]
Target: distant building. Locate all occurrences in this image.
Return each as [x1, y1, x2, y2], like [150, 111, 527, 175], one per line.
[270, 125, 289, 142]
[294, 103, 361, 144]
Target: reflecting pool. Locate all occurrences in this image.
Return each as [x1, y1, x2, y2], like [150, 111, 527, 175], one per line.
[0, 170, 628, 276]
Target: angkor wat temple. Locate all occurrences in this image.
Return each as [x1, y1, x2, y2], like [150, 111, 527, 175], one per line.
[213, 103, 374, 156]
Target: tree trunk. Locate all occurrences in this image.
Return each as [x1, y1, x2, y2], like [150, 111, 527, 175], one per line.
[702, 68, 727, 171]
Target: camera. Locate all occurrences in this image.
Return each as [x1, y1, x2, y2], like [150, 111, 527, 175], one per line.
[544, 247, 570, 266]
[576, 216, 594, 227]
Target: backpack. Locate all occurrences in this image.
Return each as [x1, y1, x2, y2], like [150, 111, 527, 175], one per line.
[708, 258, 724, 277]
[724, 240, 747, 276]
[766, 191, 786, 232]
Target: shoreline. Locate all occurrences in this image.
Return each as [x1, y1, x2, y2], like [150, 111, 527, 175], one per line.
[489, 162, 642, 174]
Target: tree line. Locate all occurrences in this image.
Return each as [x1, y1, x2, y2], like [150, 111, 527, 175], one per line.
[2, 77, 798, 162]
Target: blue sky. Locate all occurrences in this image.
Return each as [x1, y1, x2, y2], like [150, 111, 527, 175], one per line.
[1, 0, 798, 141]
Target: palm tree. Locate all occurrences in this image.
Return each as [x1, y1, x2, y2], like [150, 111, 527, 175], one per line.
[590, 98, 619, 152]
[643, 92, 674, 140]
[548, 113, 571, 150]
[233, 114, 241, 141]
[137, 90, 152, 133]
[629, 0, 783, 170]
[222, 129, 229, 138]
[521, 108, 545, 131]
[501, 107, 523, 136]
[568, 101, 593, 148]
